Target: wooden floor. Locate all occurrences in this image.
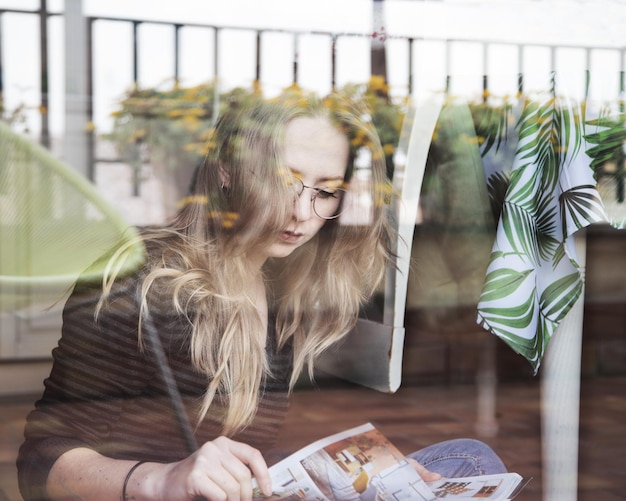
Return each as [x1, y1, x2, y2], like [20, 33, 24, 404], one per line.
[2, 376, 625, 500]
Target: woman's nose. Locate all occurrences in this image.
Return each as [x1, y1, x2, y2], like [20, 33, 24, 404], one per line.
[293, 191, 314, 221]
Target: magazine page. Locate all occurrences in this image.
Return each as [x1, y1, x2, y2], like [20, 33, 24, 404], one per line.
[254, 423, 524, 500]
[426, 473, 524, 500]
[254, 423, 436, 500]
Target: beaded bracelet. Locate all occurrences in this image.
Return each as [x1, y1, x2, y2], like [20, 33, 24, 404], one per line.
[122, 460, 147, 501]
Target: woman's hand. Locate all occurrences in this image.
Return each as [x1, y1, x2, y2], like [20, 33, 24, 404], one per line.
[148, 437, 272, 501]
[46, 443, 271, 501]
[407, 457, 442, 482]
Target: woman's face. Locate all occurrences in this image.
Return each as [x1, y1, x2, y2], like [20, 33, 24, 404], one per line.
[262, 115, 350, 261]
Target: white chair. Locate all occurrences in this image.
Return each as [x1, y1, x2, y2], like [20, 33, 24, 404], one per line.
[317, 96, 444, 393]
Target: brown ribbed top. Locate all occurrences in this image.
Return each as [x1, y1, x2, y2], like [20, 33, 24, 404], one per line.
[17, 269, 293, 501]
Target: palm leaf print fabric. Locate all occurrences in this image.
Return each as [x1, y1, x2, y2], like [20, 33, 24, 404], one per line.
[475, 88, 612, 372]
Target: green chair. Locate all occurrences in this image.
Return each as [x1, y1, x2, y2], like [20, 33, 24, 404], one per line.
[0, 121, 144, 357]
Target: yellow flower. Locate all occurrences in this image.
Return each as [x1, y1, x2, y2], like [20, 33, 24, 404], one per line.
[131, 129, 147, 141]
[371, 149, 384, 160]
[221, 212, 240, 228]
[183, 142, 203, 153]
[368, 75, 388, 94]
[207, 210, 240, 228]
[177, 195, 208, 208]
[164, 109, 181, 118]
[180, 115, 202, 132]
[110, 79, 405, 185]
[374, 180, 394, 206]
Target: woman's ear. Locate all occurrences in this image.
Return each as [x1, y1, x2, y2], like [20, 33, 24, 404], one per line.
[218, 163, 231, 189]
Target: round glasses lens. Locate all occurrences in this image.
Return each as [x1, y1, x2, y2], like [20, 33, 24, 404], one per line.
[313, 188, 348, 220]
[292, 178, 305, 196]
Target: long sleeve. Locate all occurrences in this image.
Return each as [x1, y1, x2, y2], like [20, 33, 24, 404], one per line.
[17, 272, 293, 501]
[16, 276, 154, 500]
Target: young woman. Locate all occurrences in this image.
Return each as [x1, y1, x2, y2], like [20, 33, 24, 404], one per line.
[17, 95, 505, 501]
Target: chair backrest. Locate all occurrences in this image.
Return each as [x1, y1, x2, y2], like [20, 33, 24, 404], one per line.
[0, 121, 144, 313]
[316, 96, 444, 392]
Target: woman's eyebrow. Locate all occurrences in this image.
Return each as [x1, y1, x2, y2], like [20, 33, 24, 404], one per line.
[288, 167, 344, 184]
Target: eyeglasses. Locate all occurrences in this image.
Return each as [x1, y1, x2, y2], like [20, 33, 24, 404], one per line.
[290, 177, 348, 220]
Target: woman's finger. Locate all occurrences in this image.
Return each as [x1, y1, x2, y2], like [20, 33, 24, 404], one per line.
[219, 439, 272, 497]
[213, 454, 255, 501]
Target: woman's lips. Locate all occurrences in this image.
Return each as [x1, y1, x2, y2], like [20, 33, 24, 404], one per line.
[279, 230, 303, 243]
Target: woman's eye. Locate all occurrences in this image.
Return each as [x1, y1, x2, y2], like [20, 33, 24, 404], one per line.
[316, 188, 338, 199]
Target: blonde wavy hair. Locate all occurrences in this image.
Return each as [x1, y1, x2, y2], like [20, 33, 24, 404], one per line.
[101, 93, 394, 435]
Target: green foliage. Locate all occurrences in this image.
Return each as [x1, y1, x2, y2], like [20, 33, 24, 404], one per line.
[585, 109, 626, 174]
[470, 100, 515, 156]
[106, 78, 407, 176]
[106, 82, 255, 170]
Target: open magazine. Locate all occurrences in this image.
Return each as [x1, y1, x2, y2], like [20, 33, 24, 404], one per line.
[254, 423, 526, 500]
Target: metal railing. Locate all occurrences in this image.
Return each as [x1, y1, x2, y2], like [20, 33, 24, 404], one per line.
[1, 3, 625, 180]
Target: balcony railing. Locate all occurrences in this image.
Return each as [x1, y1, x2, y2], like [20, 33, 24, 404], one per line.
[1, 3, 625, 181]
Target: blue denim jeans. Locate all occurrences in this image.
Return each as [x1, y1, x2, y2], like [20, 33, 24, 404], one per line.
[407, 439, 507, 478]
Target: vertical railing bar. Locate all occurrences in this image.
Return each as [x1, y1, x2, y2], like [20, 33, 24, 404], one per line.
[584, 47, 591, 101]
[132, 21, 141, 87]
[619, 49, 626, 100]
[255, 30, 261, 85]
[174, 24, 181, 85]
[483, 41, 489, 102]
[213, 27, 219, 81]
[518, 44, 524, 96]
[212, 27, 220, 125]
[407, 37, 413, 96]
[86, 17, 95, 181]
[331, 34, 337, 90]
[130, 19, 142, 197]
[0, 12, 4, 114]
[39, 0, 50, 148]
[617, 50, 625, 204]
[550, 46, 558, 98]
[445, 40, 451, 95]
[292, 32, 299, 86]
